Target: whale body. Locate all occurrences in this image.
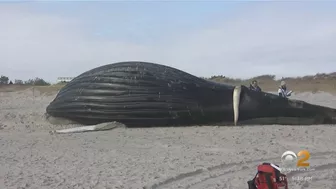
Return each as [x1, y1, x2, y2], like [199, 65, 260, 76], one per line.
[46, 61, 336, 127]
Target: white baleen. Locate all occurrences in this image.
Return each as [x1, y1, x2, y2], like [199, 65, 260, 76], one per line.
[233, 85, 242, 126]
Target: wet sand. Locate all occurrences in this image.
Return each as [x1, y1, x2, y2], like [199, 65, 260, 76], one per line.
[1, 89, 336, 189]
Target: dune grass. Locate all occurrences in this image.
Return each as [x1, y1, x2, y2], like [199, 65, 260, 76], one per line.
[0, 83, 66, 95]
[206, 73, 336, 94]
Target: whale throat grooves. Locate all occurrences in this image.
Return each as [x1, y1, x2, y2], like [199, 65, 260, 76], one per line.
[233, 85, 242, 126]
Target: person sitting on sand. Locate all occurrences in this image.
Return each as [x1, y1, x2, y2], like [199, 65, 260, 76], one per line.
[249, 80, 262, 92]
[278, 81, 292, 98]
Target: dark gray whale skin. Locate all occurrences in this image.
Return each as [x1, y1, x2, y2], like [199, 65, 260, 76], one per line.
[237, 86, 336, 124]
[46, 61, 336, 126]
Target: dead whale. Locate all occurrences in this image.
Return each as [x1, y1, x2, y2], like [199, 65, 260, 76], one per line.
[46, 61, 336, 133]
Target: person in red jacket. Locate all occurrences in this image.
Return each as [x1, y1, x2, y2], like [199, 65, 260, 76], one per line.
[248, 163, 289, 189]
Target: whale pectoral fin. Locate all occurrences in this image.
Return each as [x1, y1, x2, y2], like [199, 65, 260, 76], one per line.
[233, 85, 242, 126]
[49, 121, 125, 134]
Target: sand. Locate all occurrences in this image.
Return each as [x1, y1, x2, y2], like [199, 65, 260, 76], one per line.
[1, 89, 336, 189]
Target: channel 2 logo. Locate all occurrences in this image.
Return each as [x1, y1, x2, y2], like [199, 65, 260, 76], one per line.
[281, 150, 310, 168]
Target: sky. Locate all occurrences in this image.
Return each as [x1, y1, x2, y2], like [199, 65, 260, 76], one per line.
[1, 1, 336, 83]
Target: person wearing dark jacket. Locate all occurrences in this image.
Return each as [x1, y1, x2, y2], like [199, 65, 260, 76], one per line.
[249, 80, 262, 92]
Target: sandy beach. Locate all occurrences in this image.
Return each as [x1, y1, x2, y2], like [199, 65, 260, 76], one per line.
[1, 88, 336, 189]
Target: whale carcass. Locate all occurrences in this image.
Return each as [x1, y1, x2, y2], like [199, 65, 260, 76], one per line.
[46, 61, 336, 132]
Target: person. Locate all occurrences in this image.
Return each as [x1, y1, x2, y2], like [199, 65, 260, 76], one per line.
[247, 162, 288, 189]
[278, 81, 292, 98]
[249, 80, 262, 92]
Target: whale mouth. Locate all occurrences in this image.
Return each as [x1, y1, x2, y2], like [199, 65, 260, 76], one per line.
[233, 85, 242, 126]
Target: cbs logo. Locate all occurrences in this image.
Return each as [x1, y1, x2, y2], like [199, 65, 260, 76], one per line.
[281, 150, 310, 167]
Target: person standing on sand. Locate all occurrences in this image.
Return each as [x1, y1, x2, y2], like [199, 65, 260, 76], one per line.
[278, 81, 292, 98]
[249, 80, 262, 92]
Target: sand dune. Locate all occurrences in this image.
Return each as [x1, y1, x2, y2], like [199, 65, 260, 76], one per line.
[1, 89, 336, 189]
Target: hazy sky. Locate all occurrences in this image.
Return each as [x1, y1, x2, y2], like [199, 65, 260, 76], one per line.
[1, 1, 336, 83]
